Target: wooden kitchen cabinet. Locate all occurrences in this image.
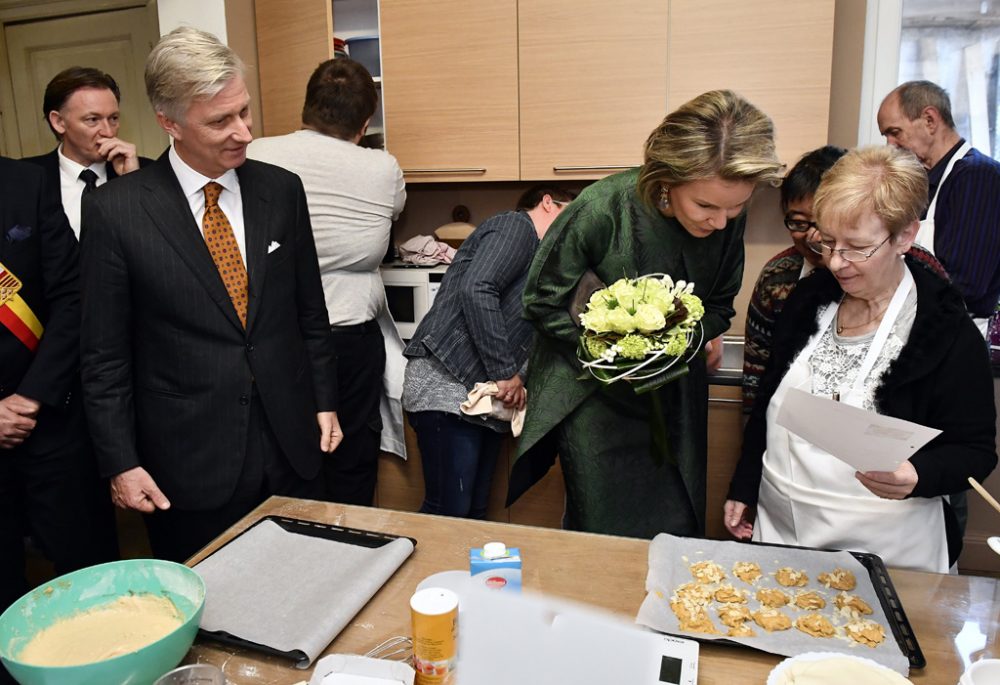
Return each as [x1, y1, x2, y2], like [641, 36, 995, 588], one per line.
[255, 0, 332, 136]
[668, 0, 836, 168]
[379, 0, 520, 182]
[255, 0, 834, 179]
[518, 0, 669, 181]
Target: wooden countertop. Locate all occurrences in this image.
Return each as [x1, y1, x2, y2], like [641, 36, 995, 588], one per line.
[185, 497, 1000, 684]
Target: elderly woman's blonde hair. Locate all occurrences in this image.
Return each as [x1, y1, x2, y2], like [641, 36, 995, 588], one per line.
[636, 90, 783, 209]
[813, 146, 928, 237]
[145, 27, 244, 123]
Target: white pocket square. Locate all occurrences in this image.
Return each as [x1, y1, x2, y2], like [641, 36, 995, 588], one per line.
[267, 241, 281, 254]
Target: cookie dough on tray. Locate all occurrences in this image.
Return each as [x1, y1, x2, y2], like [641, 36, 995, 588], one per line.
[775, 567, 809, 587]
[756, 587, 791, 608]
[819, 567, 857, 591]
[752, 608, 792, 632]
[733, 561, 762, 584]
[846, 618, 886, 647]
[794, 590, 827, 610]
[795, 612, 836, 638]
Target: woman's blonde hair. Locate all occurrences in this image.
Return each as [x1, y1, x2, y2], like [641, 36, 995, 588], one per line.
[813, 145, 928, 237]
[145, 27, 244, 123]
[636, 90, 782, 208]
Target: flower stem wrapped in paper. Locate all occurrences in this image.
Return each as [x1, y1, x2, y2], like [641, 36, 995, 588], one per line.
[577, 274, 705, 395]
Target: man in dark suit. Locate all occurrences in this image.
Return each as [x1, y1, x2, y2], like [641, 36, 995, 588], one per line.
[22, 66, 150, 238]
[0, 157, 115, 618]
[80, 27, 342, 563]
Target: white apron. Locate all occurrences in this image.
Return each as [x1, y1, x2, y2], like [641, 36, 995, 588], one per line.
[915, 141, 989, 336]
[753, 267, 949, 573]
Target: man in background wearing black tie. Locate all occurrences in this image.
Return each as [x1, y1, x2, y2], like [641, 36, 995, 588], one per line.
[22, 67, 151, 238]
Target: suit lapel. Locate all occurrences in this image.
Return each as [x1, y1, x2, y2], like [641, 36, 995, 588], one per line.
[238, 162, 270, 333]
[140, 157, 244, 333]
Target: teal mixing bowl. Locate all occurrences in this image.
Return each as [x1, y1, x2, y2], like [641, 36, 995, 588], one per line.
[0, 559, 206, 685]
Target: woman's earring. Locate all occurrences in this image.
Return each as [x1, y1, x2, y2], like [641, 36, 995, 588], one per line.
[658, 186, 670, 210]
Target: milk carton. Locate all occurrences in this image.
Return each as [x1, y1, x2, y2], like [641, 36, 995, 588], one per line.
[469, 542, 521, 592]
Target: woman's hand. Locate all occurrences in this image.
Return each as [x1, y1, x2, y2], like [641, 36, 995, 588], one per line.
[724, 499, 754, 539]
[856, 460, 918, 499]
[495, 375, 526, 410]
[705, 335, 724, 373]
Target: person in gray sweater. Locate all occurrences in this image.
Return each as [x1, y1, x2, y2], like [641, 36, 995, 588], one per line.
[247, 58, 405, 506]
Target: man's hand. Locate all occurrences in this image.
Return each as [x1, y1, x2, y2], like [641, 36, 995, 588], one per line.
[705, 335, 724, 373]
[856, 461, 918, 499]
[318, 411, 343, 453]
[495, 375, 526, 410]
[0, 394, 41, 448]
[96, 137, 140, 175]
[723, 499, 754, 539]
[110, 467, 171, 513]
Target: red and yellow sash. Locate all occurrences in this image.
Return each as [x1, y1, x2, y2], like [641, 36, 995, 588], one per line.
[0, 262, 43, 352]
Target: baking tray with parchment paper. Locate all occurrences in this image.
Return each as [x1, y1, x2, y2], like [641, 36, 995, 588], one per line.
[636, 534, 924, 675]
[193, 516, 416, 668]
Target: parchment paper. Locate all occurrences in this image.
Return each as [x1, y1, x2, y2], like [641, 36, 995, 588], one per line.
[194, 520, 414, 668]
[636, 534, 910, 675]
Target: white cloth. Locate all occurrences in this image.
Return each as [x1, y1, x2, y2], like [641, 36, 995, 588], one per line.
[460, 382, 526, 437]
[247, 130, 408, 458]
[378, 310, 408, 458]
[168, 146, 246, 264]
[247, 129, 405, 325]
[754, 266, 949, 573]
[57, 145, 107, 238]
[398, 235, 456, 265]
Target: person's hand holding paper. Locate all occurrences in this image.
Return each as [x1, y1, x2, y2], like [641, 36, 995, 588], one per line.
[855, 460, 919, 499]
[775, 388, 942, 494]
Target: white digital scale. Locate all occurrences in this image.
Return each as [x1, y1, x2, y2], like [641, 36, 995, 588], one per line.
[455, 582, 699, 685]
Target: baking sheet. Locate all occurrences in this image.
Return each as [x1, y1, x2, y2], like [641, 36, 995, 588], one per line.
[636, 534, 910, 675]
[194, 517, 415, 668]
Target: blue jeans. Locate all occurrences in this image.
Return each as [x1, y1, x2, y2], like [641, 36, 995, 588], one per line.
[407, 411, 503, 519]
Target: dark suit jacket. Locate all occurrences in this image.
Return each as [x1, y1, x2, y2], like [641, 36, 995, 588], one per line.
[22, 148, 154, 212]
[403, 210, 538, 387]
[0, 156, 82, 447]
[80, 154, 338, 510]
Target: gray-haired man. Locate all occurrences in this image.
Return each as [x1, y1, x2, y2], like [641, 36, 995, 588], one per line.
[80, 27, 342, 562]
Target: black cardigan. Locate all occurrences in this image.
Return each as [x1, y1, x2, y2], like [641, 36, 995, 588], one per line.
[728, 257, 997, 512]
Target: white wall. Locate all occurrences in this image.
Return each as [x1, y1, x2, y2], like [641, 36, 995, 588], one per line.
[156, 0, 228, 41]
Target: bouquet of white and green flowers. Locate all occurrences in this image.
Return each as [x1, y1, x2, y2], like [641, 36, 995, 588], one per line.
[577, 274, 705, 391]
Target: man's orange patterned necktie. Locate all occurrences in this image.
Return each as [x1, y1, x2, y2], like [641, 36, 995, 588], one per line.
[202, 182, 248, 327]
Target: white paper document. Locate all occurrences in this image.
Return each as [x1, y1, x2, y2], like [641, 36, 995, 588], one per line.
[775, 388, 942, 473]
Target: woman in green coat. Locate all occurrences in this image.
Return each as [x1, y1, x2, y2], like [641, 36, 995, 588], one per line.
[512, 90, 783, 538]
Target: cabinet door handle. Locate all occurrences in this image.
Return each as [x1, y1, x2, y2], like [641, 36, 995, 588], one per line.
[708, 397, 743, 405]
[403, 168, 487, 174]
[553, 165, 638, 172]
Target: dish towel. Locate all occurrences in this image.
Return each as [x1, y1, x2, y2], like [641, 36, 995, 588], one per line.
[398, 235, 456, 265]
[460, 382, 526, 437]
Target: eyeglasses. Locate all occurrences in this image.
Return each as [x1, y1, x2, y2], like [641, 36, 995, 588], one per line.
[784, 215, 818, 233]
[552, 200, 570, 207]
[807, 234, 892, 262]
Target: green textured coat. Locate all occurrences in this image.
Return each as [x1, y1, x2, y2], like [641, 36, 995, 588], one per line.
[510, 169, 746, 537]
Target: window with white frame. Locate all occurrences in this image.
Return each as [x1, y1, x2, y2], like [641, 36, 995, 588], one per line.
[900, 0, 1000, 159]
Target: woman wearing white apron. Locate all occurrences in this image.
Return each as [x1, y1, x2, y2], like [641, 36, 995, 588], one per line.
[725, 147, 997, 574]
